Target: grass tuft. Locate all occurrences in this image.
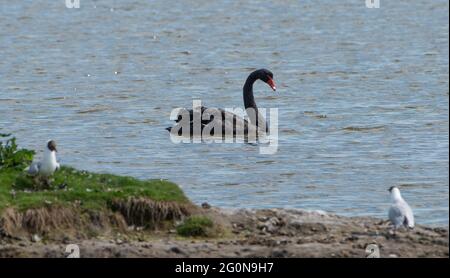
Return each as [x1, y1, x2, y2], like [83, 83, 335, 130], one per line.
[176, 216, 214, 237]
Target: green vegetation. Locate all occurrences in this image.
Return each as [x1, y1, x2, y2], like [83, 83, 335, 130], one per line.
[0, 133, 35, 170]
[176, 215, 214, 237]
[0, 166, 189, 212]
[0, 134, 189, 213]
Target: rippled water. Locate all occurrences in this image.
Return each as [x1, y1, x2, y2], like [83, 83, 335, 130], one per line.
[1, 1, 448, 225]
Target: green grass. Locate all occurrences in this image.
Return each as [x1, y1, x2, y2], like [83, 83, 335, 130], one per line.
[176, 216, 214, 237]
[0, 166, 189, 212]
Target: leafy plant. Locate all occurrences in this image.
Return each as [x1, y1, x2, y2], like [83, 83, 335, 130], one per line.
[176, 216, 214, 237]
[0, 133, 35, 170]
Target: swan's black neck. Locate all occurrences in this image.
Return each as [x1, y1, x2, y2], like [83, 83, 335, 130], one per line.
[243, 72, 266, 131]
[243, 73, 258, 111]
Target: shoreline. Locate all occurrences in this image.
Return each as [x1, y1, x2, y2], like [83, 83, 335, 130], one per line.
[1, 207, 448, 258]
[1, 139, 447, 258]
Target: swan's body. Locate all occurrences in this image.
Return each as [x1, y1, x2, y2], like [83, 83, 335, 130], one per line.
[168, 106, 261, 137]
[27, 140, 60, 177]
[167, 69, 276, 138]
[388, 186, 415, 229]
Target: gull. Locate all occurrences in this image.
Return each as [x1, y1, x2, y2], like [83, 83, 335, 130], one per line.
[388, 186, 415, 231]
[26, 140, 60, 178]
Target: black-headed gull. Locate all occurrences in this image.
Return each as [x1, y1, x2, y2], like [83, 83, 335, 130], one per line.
[388, 186, 415, 230]
[27, 140, 60, 177]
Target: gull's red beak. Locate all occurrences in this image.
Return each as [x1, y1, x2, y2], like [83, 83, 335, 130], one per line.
[267, 77, 276, 91]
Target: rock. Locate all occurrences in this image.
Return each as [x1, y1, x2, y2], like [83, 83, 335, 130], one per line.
[288, 221, 327, 234]
[31, 234, 41, 243]
[257, 222, 265, 230]
[268, 217, 280, 226]
[257, 216, 269, 222]
[170, 246, 183, 254]
[288, 220, 303, 229]
[271, 249, 288, 258]
[265, 223, 278, 233]
[256, 217, 281, 234]
[201, 202, 211, 209]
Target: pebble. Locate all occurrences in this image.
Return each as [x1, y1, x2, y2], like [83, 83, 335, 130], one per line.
[271, 249, 288, 258]
[170, 246, 183, 254]
[31, 234, 41, 243]
[257, 216, 269, 222]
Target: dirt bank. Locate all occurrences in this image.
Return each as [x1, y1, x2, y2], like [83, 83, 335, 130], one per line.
[0, 208, 448, 258]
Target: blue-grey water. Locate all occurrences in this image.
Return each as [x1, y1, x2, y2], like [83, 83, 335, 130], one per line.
[0, 1, 448, 225]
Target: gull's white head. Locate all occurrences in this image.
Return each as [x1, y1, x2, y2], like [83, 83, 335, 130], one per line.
[388, 186, 402, 201]
[46, 140, 57, 153]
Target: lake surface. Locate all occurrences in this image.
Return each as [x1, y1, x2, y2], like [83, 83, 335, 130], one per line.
[1, 0, 448, 225]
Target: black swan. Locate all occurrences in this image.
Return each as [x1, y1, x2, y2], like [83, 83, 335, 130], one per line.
[166, 68, 276, 138]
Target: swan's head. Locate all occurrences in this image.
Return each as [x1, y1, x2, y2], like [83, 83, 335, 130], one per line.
[47, 140, 57, 152]
[255, 69, 276, 91]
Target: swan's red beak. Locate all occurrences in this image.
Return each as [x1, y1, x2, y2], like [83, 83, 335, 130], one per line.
[267, 77, 276, 91]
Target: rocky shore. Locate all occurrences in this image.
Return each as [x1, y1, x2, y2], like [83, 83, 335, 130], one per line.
[0, 208, 448, 258]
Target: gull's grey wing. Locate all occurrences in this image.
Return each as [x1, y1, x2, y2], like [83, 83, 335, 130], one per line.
[389, 201, 414, 229]
[27, 161, 41, 176]
[402, 201, 415, 228]
[389, 205, 405, 228]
